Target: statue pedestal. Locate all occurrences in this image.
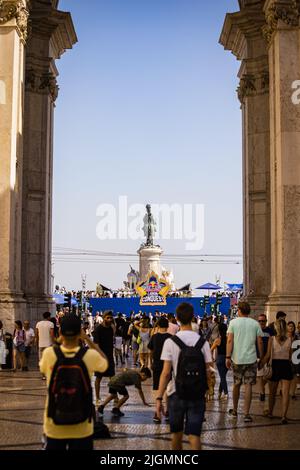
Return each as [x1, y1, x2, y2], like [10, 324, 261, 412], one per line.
[138, 245, 163, 282]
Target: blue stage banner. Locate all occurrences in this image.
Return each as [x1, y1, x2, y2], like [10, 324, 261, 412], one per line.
[88, 297, 230, 317]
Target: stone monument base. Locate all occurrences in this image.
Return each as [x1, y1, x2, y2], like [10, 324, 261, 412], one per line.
[138, 245, 163, 282]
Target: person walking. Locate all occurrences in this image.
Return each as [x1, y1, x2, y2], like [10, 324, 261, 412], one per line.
[262, 319, 293, 423]
[211, 323, 228, 400]
[40, 314, 108, 450]
[93, 310, 115, 406]
[147, 317, 172, 423]
[23, 321, 35, 371]
[12, 321, 26, 371]
[35, 312, 55, 375]
[136, 319, 151, 368]
[0, 321, 7, 370]
[256, 314, 273, 402]
[128, 320, 140, 366]
[226, 301, 264, 423]
[156, 303, 213, 451]
[287, 321, 298, 400]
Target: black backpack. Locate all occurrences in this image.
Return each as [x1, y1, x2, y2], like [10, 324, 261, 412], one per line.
[171, 336, 208, 400]
[48, 346, 93, 425]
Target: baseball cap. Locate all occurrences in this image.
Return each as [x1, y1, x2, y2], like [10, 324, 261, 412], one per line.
[60, 315, 81, 337]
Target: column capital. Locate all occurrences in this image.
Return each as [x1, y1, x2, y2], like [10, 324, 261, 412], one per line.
[0, 0, 30, 43]
[237, 70, 269, 102]
[25, 68, 59, 102]
[262, 0, 300, 44]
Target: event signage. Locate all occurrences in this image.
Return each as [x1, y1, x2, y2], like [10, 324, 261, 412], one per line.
[136, 271, 171, 306]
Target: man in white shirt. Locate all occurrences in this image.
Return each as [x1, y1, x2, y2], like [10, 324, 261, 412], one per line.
[36, 312, 54, 371]
[156, 303, 213, 451]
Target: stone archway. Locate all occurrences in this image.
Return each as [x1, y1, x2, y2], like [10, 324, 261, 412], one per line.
[220, 0, 300, 323]
[0, 0, 77, 330]
[1, 0, 300, 330]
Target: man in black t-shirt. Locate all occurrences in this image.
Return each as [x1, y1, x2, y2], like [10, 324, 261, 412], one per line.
[93, 311, 115, 406]
[147, 317, 171, 423]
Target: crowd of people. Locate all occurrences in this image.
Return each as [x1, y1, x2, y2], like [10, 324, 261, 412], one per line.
[0, 302, 299, 451]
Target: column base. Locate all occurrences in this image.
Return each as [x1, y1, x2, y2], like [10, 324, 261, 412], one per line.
[265, 295, 300, 324]
[243, 295, 269, 319]
[25, 295, 56, 325]
[0, 293, 27, 333]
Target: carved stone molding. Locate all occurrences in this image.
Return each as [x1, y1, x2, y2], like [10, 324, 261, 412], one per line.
[39, 72, 59, 101]
[0, 0, 29, 42]
[262, 0, 300, 44]
[237, 71, 269, 102]
[25, 68, 59, 102]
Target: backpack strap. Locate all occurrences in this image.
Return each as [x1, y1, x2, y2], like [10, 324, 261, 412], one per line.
[74, 346, 87, 361]
[53, 345, 87, 361]
[194, 336, 206, 352]
[171, 335, 187, 350]
[53, 345, 65, 361]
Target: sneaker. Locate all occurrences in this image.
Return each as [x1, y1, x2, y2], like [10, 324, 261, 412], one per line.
[228, 409, 237, 418]
[244, 414, 253, 423]
[98, 405, 104, 415]
[164, 411, 169, 422]
[153, 414, 161, 424]
[111, 407, 124, 417]
[260, 393, 265, 402]
[222, 394, 228, 401]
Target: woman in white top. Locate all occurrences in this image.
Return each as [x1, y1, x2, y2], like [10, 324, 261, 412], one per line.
[262, 319, 293, 424]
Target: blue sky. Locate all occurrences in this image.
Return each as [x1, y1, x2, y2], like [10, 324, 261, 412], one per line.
[53, 0, 242, 291]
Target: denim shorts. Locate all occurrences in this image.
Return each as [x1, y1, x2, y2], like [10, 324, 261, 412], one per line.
[168, 393, 206, 437]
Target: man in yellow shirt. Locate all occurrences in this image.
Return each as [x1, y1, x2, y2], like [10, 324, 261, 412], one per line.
[40, 314, 108, 450]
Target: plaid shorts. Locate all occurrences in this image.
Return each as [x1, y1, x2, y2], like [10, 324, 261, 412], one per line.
[232, 362, 257, 385]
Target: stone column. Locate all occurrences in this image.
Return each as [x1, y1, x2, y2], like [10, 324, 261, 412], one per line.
[220, 0, 271, 317]
[21, 0, 77, 323]
[0, 0, 29, 331]
[264, 0, 300, 323]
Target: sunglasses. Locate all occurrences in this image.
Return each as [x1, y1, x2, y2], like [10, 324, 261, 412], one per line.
[258, 320, 266, 323]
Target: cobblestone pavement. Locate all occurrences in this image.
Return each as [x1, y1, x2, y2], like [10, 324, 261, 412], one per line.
[0, 356, 299, 450]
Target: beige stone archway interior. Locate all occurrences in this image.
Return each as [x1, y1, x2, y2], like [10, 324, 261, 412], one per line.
[1, 0, 300, 329]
